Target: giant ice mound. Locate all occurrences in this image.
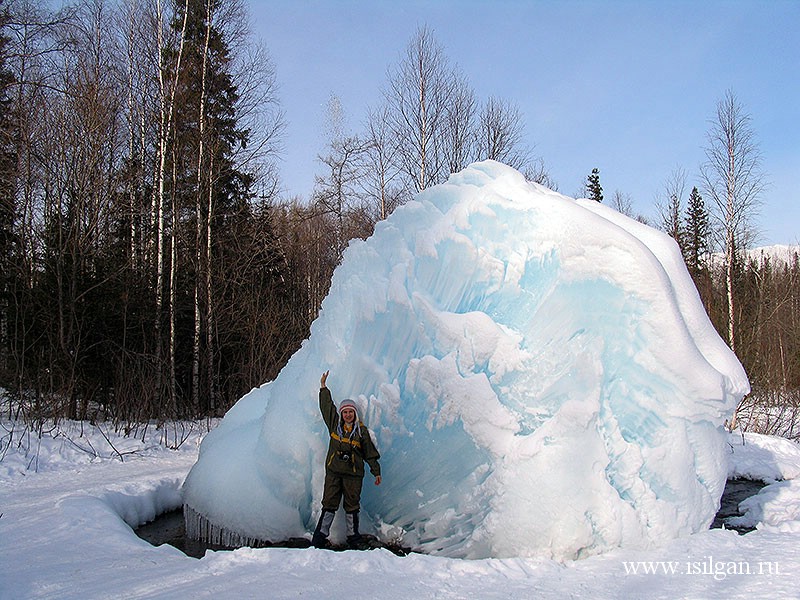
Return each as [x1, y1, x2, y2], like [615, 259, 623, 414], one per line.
[183, 161, 749, 560]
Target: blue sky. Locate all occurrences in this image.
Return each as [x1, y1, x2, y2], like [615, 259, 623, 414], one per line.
[244, 0, 799, 246]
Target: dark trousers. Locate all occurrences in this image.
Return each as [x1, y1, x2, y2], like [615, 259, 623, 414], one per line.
[322, 471, 363, 513]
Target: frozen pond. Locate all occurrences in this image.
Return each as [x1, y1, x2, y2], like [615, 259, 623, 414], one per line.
[136, 478, 767, 557]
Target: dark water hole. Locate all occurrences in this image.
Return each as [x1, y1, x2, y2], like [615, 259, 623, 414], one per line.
[710, 478, 766, 533]
[135, 509, 406, 558]
[135, 509, 227, 559]
[135, 478, 767, 558]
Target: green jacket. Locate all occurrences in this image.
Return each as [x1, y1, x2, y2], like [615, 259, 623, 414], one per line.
[320, 387, 381, 479]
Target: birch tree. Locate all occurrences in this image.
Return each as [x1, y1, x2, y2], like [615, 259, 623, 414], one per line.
[154, 0, 188, 416]
[477, 96, 530, 170]
[0, 0, 15, 384]
[313, 94, 369, 258]
[363, 103, 401, 221]
[384, 25, 453, 193]
[441, 67, 476, 174]
[189, 0, 212, 413]
[610, 190, 634, 218]
[656, 167, 687, 244]
[700, 90, 766, 356]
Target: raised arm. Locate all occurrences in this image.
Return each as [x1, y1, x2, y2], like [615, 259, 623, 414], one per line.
[319, 371, 337, 431]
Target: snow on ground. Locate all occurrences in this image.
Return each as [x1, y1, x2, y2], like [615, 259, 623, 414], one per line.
[727, 430, 800, 482]
[2, 420, 799, 599]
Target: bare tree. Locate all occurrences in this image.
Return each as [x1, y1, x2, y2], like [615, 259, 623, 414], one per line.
[119, 0, 156, 270]
[656, 167, 688, 243]
[0, 0, 13, 386]
[25, 0, 127, 420]
[218, 0, 284, 175]
[384, 25, 453, 193]
[383, 25, 546, 198]
[178, 0, 284, 415]
[732, 252, 800, 438]
[153, 0, 189, 417]
[362, 103, 402, 221]
[523, 157, 557, 190]
[441, 67, 476, 174]
[190, 0, 213, 414]
[313, 94, 369, 258]
[477, 96, 530, 170]
[700, 90, 766, 357]
[610, 190, 634, 218]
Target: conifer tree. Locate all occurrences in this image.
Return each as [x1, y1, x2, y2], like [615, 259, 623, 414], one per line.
[171, 0, 257, 414]
[682, 186, 709, 277]
[587, 167, 603, 202]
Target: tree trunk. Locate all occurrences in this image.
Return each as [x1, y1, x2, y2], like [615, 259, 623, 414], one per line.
[206, 154, 216, 413]
[154, 0, 189, 415]
[192, 0, 213, 414]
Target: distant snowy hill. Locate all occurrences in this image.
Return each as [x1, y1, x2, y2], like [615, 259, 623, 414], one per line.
[709, 244, 799, 268]
[744, 244, 799, 265]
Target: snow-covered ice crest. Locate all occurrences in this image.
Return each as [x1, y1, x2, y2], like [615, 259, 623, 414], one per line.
[182, 161, 749, 560]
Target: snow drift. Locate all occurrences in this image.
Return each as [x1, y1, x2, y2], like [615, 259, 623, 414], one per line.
[182, 161, 749, 560]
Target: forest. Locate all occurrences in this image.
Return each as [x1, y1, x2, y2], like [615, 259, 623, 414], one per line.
[0, 0, 797, 439]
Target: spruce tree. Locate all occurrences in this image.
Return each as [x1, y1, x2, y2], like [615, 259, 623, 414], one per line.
[683, 186, 709, 277]
[587, 167, 603, 202]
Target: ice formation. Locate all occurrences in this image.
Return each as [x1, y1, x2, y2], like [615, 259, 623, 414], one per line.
[182, 161, 749, 560]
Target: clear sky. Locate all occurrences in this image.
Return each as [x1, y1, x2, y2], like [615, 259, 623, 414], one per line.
[244, 0, 799, 246]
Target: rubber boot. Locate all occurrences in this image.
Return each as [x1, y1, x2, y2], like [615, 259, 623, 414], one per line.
[312, 509, 335, 548]
[346, 510, 362, 548]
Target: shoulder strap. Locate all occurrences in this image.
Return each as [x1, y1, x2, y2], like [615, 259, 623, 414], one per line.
[330, 430, 362, 449]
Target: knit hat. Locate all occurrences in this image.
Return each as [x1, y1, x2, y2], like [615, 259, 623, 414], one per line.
[337, 399, 361, 439]
[339, 399, 358, 415]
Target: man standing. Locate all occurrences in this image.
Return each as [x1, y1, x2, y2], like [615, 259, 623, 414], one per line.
[312, 370, 382, 549]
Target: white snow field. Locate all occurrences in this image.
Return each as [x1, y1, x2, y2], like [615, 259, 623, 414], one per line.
[2, 420, 799, 599]
[183, 161, 749, 560]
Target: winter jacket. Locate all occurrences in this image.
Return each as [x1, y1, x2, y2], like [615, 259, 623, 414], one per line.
[319, 387, 381, 479]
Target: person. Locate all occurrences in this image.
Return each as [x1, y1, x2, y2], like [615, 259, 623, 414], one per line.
[312, 370, 382, 549]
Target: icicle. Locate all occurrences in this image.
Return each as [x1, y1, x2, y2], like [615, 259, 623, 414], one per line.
[183, 504, 266, 549]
